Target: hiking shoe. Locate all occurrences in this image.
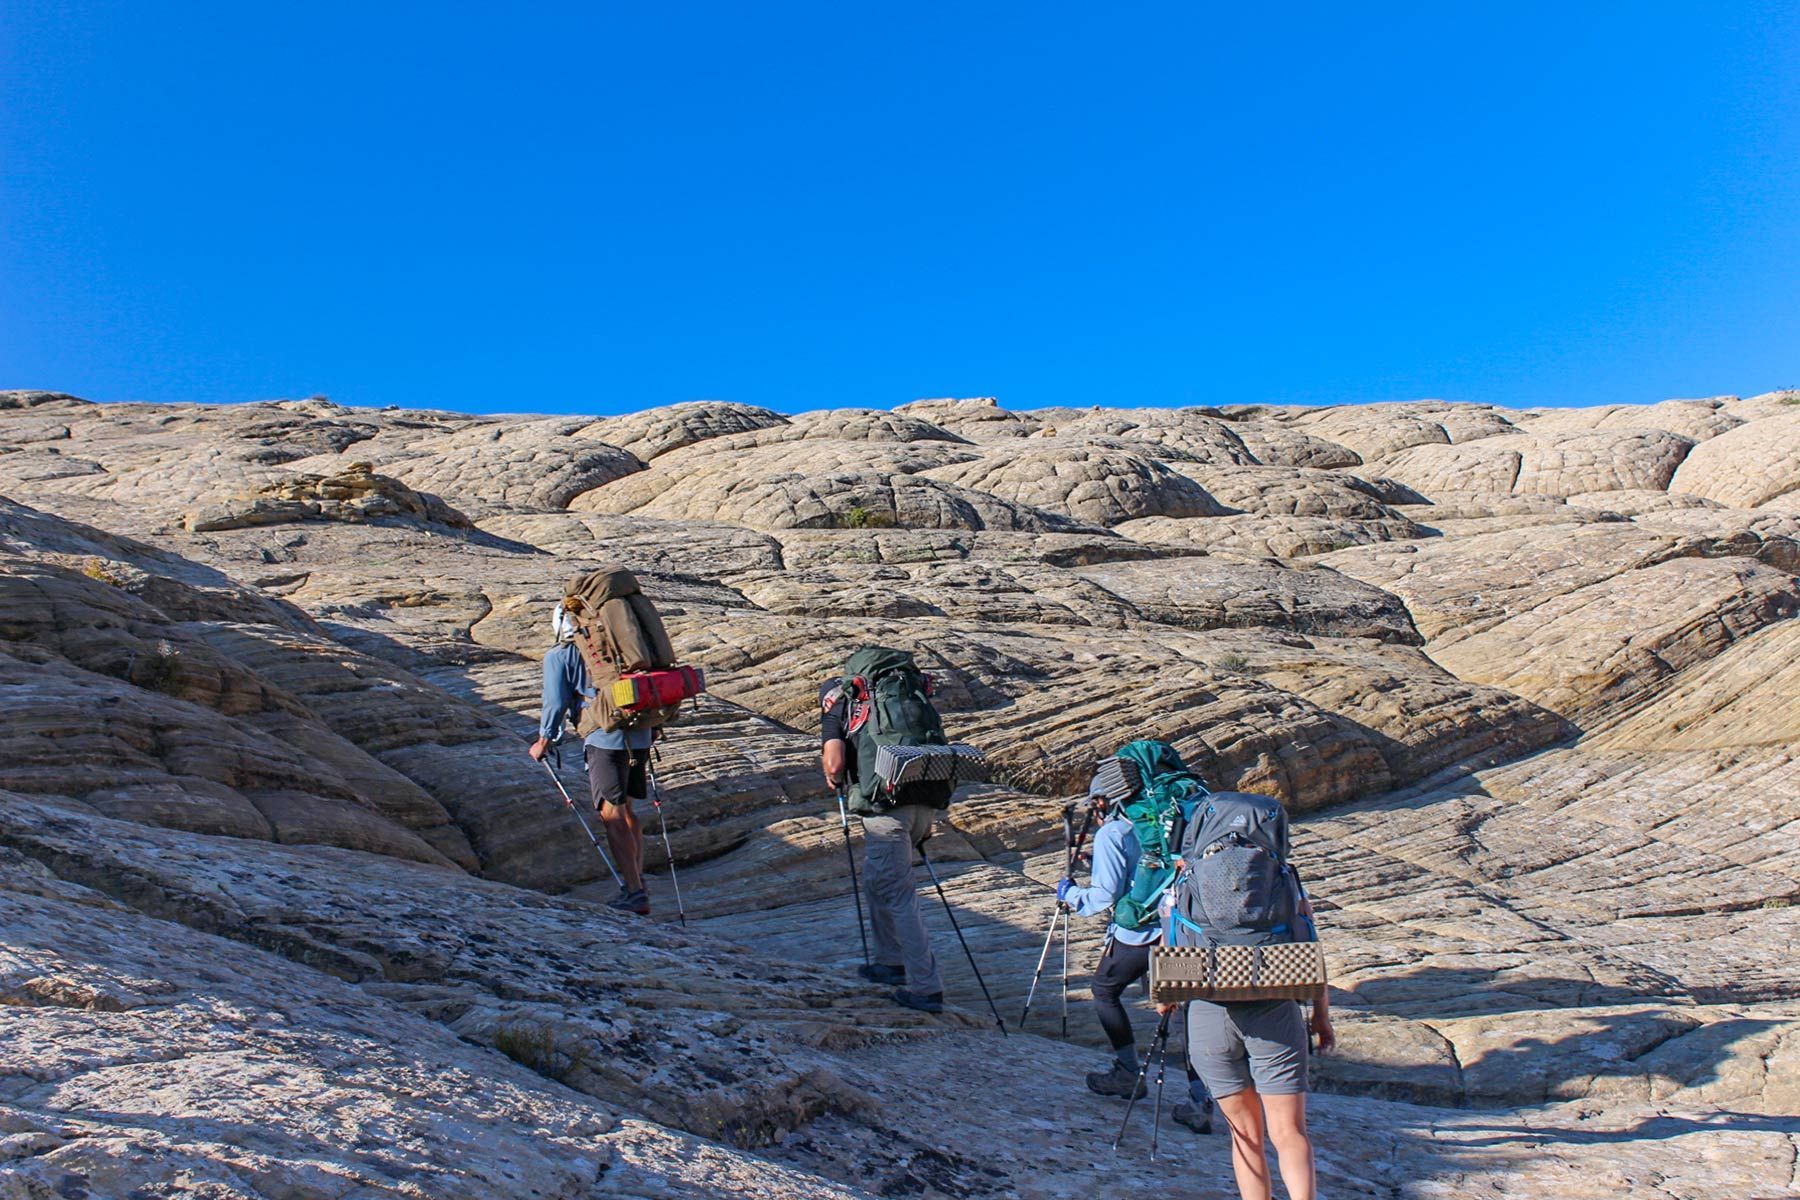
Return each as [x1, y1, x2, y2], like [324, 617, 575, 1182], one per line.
[857, 963, 906, 985]
[1085, 1062, 1148, 1100]
[606, 888, 651, 916]
[1172, 1099, 1213, 1134]
[892, 988, 945, 1014]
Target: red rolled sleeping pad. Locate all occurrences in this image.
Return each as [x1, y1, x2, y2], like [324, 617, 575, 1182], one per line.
[610, 665, 707, 713]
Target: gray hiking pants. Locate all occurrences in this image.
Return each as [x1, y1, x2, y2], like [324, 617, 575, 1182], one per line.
[861, 804, 943, 996]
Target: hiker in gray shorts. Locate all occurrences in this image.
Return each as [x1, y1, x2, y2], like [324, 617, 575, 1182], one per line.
[1163, 961, 1334, 1200]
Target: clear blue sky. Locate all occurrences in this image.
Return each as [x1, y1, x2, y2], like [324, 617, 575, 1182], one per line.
[3, 2, 1796, 414]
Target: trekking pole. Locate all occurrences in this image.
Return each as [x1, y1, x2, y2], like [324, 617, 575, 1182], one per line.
[539, 757, 624, 889]
[1019, 801, 1097, 1031]
[836, 787, 872, 967]
[1017, 907, 1063, 1028]
[1112, 1008, 1171, 1151]
[645, 751, 687, 927]
[1060, 893, 1071, 1038]
[1060, 802, 1074, 1039]
[1149, 1020, 1171, 1162]
[918, 846, 1007, 1037]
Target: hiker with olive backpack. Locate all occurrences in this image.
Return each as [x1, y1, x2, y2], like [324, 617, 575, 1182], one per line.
[529, 566, 703, 917]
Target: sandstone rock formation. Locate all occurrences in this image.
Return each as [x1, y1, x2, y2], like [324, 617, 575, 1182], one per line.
[576, 400, 790, 460]
[1669, 409, 1800, 509]
[925, 443, 1227, 526]
[1379, 428, 1697, 499]
[2, 388, 1797, 1198]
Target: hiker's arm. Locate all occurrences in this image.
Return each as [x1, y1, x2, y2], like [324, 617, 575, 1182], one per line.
[531, 647, 579, 758]
[1310, 986, 1335, 1053]
[819, 686, 848, 788]
[1061, 823, 1125, 917]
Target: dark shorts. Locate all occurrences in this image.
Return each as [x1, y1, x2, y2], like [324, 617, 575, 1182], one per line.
[584, 745, 647, 810]
[1186, 998, 1309, 1099]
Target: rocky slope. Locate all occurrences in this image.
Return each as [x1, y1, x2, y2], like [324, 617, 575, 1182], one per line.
[2, 389, 1797, 1199]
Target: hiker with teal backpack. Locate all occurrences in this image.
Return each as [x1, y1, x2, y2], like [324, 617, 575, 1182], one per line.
[821, 646, 996, 1022]
[1059, 739, 1215, 1134]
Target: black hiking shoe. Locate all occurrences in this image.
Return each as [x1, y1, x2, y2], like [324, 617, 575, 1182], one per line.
[1172, 1099, 1213, 1134]
[857, 963, 906, 985]
[892, 988, 945, 1014]
[606, 888, 650, 916]
[1085, 1062, 1148, 1100]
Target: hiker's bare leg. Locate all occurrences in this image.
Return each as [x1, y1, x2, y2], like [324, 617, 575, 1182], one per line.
[601, 801, 644, 892]
[1215, 1088, 1272, 1200]
[1262, 1092, 1315, 1200]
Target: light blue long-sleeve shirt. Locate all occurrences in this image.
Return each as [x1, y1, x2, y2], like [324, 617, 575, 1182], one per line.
[539, 643, 653, 752]
[1063, 814, 1158, 946]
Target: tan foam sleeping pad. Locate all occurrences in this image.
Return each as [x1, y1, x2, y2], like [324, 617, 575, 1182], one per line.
[1150, 942, 1327, 1003]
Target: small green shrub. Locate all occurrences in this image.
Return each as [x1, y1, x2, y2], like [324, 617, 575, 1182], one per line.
[1215, 652, 1250, 673]
[81, 557, 128, 587]
[837, 504, 892, 529]
[130, 640, 183, 694]
[491, 1022, 555, 1068]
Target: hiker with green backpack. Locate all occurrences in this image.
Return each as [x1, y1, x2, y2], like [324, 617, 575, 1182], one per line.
[821, 646, 992, 1019]
[1059, 739, 1215, 1134]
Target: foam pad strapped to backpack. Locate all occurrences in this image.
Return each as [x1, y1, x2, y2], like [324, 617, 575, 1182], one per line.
[1149, 943, 1327, 1003]
[610, 666, 706, 713]
[873, 742, 988, 789]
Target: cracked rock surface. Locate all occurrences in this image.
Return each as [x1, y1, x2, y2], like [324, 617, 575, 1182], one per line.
[2, 389, 1798, 1198]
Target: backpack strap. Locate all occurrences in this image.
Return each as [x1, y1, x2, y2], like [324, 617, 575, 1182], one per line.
[1170, 908, 1212, 948]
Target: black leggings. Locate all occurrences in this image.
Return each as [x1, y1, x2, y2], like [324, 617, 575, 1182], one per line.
[1093, 937, 1200, 1083]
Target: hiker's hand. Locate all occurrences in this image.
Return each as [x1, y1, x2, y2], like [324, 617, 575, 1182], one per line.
[1310, 1010, 1335, 1054]
[1156, 1002, 1179, 1017]
[528, 737, 550, 762]
[1056, 878, 1076, 905]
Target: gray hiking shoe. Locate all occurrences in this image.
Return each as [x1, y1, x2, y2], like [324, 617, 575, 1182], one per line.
[892, 988, 945, 1014]
[1085, 1062, 1148, 1100]
[1172, 1099, 1213, 1133]
[606, 888, 651, 916]
[857, 963, 906, 985]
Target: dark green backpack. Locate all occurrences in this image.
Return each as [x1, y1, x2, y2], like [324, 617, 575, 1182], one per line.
[1108, 739, 1208, 932]
[841, 646, 950, 814]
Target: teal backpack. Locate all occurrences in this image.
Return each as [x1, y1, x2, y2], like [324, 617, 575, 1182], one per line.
[839, 646, 951, 815]
[1108, 739, 1209, 932]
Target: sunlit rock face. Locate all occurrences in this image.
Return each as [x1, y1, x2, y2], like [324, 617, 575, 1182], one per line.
[2, 389, 1797, 1198]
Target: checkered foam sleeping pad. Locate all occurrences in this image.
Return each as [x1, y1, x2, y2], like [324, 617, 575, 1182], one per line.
[873, 743, 988, 788]
[1150, 943, 1328, 1003]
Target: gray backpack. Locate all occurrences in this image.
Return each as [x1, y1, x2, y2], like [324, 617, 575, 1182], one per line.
[1169, 792, 1311, 948]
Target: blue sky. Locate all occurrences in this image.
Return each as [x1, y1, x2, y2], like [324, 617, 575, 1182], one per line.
[2, 2, 1796, 414]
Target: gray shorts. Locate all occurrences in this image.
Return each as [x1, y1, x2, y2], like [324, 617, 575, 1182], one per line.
[1185, 999, 1309, 1099]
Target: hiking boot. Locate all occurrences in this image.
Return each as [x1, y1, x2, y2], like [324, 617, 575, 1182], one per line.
[606, 888, 651, 916]
[892, 988, 945, 1014]
[857, 963, 906, 985]
[1172, 1099, 1213, 1134]
[1085, 1062, 1148, 1100]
